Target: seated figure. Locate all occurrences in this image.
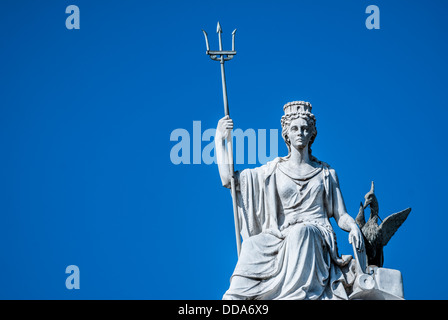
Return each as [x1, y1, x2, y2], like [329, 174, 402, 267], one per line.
[215, 101, 364, 300]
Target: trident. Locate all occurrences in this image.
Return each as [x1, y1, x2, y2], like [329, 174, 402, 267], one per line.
[202, 22, 241, 257]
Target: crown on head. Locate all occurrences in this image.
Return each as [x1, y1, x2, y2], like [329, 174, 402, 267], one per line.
[283, 101, 312, 115]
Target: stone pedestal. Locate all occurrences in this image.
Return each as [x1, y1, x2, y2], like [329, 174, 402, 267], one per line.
[349, 266, 404, 300]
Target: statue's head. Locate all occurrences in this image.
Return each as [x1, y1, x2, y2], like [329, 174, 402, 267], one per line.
[281, 101, 317, 156]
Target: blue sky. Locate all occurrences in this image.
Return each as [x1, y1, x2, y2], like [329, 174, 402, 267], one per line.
[0, 0, 447, 299]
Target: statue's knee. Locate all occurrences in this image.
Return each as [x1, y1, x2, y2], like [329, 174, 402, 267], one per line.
[289, 223, 314, 242]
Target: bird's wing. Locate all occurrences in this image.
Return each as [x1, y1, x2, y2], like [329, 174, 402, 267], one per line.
[379, 207, 411, 246]
[355, 202, 365, 228]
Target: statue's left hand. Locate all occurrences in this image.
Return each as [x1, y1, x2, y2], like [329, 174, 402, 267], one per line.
[349, 226, 364, 251]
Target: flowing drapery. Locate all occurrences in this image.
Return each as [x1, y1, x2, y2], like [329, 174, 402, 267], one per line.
[223, 158, 355, 300]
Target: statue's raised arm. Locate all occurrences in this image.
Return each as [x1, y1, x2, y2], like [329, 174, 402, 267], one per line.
[215, 115, 234, 188]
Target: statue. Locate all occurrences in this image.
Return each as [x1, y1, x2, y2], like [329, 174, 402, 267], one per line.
[203, 23, 410, 300]
[215, 101, 364, 300]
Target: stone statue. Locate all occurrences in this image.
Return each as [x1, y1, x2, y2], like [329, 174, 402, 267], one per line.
[356, 181, 411, 267]
[215, 101, 365, 300]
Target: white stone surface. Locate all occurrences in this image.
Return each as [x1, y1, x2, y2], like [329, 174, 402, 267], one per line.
[349, 266, 404, 300]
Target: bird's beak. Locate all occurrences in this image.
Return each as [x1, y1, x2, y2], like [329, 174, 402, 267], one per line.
[363, 199, 371, 209]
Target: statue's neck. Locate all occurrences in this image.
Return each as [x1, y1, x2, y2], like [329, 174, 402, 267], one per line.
[289, 146, 311, 166]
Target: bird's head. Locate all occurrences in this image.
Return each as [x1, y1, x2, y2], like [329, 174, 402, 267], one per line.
[363, 181, 379, 215]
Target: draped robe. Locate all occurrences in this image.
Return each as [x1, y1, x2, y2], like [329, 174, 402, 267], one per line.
[223, 157, 355, 300]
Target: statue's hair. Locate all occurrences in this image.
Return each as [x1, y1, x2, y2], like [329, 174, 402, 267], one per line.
[280, 110, 317, 158]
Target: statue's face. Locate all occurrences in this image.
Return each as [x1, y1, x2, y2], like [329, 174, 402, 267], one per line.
[287, 118, 313, 151]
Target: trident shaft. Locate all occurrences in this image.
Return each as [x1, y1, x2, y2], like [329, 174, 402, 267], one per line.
[202, 22, 241, 257]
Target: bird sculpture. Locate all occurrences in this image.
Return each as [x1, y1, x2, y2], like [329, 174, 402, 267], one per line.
[355, 181, 411, 267]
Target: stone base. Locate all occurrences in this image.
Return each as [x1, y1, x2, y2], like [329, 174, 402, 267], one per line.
[349, 266, 404, 300]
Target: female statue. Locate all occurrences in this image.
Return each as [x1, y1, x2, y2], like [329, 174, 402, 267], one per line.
[215, 101, 364, 300]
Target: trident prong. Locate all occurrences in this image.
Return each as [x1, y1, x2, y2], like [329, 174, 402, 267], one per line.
[202, 22, 236, 62]
[202, 22, 240, 257]
[202, 29, 210, 51]
[217, 21, 223, 51]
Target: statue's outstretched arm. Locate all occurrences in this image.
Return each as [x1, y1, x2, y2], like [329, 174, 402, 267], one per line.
[330, 169, 364, 251]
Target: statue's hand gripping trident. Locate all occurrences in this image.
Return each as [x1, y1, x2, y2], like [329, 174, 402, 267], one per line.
[202, 22, 241, 257]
